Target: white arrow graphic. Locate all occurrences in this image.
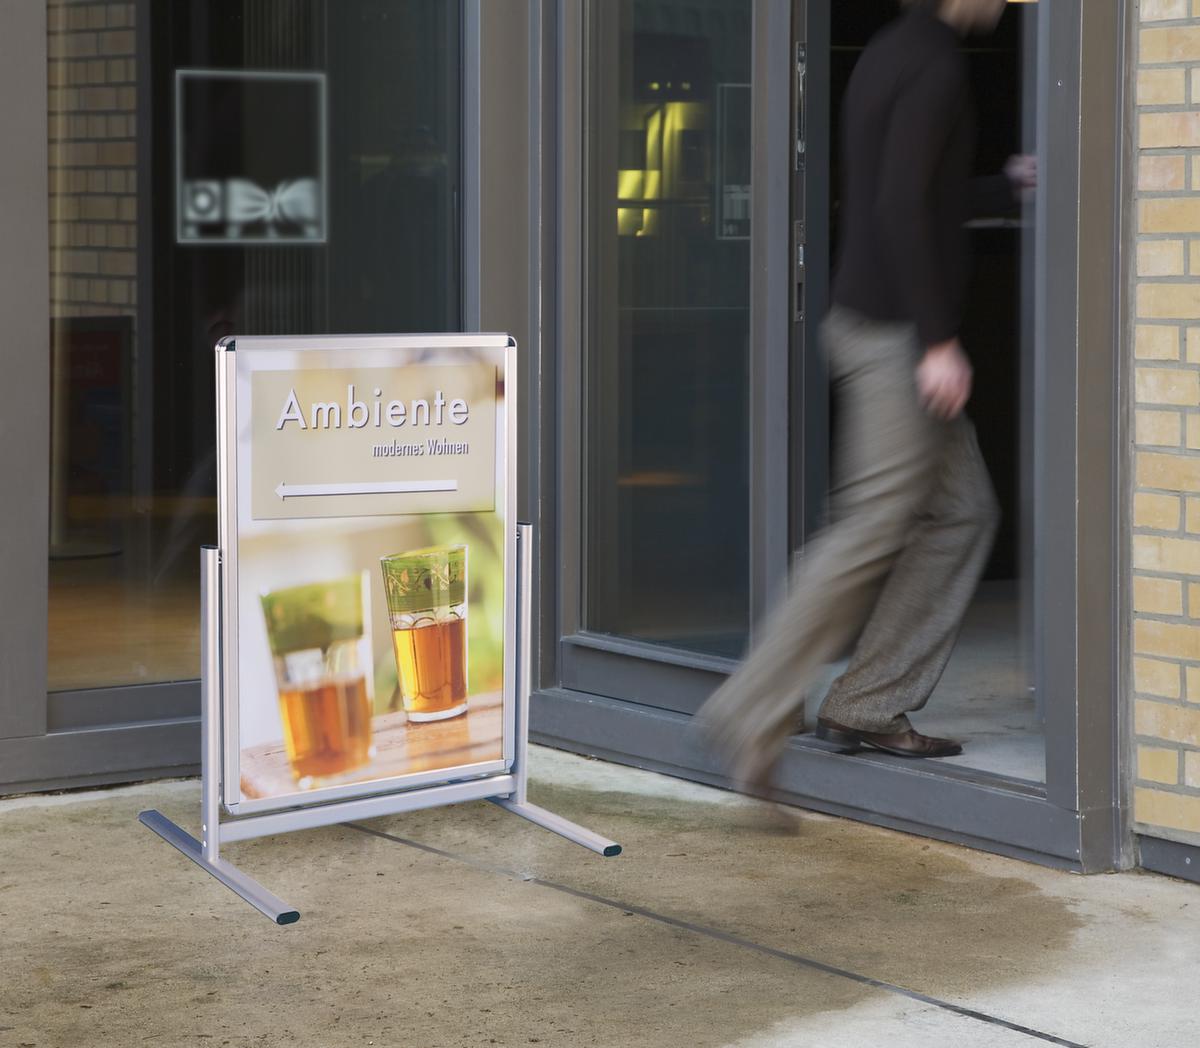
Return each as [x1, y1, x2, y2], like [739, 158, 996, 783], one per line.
[275, 480, 458, 500]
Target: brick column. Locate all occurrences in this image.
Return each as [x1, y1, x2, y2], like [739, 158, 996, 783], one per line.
[1132, 0, 1200, 841]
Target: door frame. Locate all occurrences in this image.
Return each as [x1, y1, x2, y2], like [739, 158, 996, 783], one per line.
[532, 0, 1130, 872]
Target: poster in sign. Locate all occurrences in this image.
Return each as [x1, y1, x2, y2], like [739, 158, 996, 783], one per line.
[218, 337, 514, 814]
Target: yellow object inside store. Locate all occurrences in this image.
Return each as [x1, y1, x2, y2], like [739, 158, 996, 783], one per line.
[618, 97, 709, 238]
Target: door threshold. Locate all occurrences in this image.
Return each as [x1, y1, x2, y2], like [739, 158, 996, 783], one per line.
[790, 731, 1048, 797]
[532, 687, 1093, 871]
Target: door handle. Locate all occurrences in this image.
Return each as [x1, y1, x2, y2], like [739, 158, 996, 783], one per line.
[794, 220, 806, 323]
[795, 42, 807, 320]
[795, 42, 807, 171]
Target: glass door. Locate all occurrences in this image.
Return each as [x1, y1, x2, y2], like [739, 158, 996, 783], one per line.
[584, 0, 754, 661]
[555, 0, 777, 717]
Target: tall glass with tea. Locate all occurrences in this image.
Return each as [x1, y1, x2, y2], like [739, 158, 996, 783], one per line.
[381, 545, 468, 722]
[260, 573, 375, 787]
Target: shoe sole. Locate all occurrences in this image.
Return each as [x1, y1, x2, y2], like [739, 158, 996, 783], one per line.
[814, 722, 863, 754]
[814, 722, 963, 759]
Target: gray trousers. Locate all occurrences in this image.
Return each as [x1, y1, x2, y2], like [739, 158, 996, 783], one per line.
[695, 306, 1000, 784]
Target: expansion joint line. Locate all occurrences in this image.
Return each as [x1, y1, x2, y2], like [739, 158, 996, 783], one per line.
[349, 823, 1088, 1048]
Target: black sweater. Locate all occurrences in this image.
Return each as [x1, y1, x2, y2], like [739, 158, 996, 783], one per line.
[831, 7, 1013, 348]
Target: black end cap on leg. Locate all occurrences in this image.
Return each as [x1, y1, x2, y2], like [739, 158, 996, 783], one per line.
[603, 844, 622, 858]
[276, 910, 301, 925]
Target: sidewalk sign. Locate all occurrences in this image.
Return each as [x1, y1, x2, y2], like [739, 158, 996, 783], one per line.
[140, 334, 620, 923]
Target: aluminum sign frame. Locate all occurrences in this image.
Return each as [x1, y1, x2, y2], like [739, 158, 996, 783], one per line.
[216, 333, 519, 816]
[139, 333, 620, 922]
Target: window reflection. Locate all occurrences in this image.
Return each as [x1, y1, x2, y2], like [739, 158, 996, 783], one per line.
[587, 2, 752, 658]
[46, 0, 461, 692]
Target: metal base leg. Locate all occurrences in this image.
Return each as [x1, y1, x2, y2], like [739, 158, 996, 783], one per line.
[493, 527, 622, 859]
[490, 798, 622, 857]
[138, 810, 300, 925]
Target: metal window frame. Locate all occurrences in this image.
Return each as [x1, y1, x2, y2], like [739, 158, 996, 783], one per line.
[0, 0, 491, 796]
[533, 0, 1130, 871]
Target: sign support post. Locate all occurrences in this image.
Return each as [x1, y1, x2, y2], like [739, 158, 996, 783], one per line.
[488, 526, 620, 852]
[140, 546, 301, 924]
[141, 525, 619, 924]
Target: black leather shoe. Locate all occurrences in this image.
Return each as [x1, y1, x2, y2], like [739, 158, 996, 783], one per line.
[815, 718, 963, 758]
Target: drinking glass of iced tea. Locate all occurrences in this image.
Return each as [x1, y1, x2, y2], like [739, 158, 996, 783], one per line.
[380, 546, 468, 722]
[260, 572, 375, 787]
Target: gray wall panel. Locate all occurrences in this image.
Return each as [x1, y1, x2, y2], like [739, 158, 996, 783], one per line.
[480, 0, 534, 521]
[1138, 835, 1200, 885]
[0, 2, 51, 740]
[0, 720, 199, 794]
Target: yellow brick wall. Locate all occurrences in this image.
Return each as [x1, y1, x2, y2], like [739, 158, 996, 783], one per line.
[1133, 0, 1200, 842]
[47, 0, 138, 319]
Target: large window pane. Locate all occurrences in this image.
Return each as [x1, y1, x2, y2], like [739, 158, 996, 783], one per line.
[585, 0, 752, 658]
[47, 0, 461, 692]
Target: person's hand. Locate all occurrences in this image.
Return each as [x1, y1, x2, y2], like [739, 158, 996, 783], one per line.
[1004, 153, 1037, 203]
[917, 340, 973, 420]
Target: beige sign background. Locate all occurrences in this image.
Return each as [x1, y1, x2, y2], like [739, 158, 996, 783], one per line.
[251, 363, 497, 520]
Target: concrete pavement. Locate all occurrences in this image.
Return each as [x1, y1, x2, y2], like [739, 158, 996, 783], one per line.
[2, 748, 1197, 1047]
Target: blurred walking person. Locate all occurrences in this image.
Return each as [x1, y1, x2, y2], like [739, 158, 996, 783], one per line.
[696, 0, 1035, 791]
